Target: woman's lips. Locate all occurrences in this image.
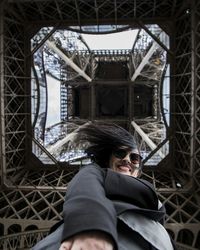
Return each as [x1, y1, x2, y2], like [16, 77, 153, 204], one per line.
[117, 165, 132, 172]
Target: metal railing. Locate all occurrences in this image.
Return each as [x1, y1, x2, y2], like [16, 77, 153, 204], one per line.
[0, 229, 49, 250]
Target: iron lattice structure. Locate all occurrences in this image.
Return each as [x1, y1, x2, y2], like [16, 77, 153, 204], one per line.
[0, 0, 200, 249]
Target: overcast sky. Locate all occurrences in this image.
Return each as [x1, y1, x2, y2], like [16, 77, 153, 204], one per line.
[46, 75, 60, 128]
[82, 29, 138, 50]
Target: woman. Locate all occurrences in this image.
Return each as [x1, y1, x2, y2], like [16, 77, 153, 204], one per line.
[33, 122, 175, 250]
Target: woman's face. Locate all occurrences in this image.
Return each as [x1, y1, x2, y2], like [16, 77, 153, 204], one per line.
[109, 147, 142, 177]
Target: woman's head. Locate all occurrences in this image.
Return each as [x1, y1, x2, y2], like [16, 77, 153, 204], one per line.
[72, 121, 142, 176]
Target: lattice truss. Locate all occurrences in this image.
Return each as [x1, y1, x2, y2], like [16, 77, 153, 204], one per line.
[0, 0, 200, 249]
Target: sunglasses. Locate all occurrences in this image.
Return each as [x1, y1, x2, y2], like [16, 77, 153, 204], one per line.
[113, 149, 142, 164]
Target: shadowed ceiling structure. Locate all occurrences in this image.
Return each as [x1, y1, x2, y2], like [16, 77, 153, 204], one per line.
[0, 0, 200, 249]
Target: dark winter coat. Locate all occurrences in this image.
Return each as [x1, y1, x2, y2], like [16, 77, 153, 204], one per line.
[33, 163, 175, 250]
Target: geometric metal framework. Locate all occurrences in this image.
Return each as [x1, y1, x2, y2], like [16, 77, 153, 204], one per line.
[32, 26, 168, 164]
[0, 0, 200, 249]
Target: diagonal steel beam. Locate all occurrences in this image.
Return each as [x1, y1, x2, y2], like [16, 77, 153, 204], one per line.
[136, 21, 172, 55]
[46, 40, 92, 82]
[131, 120, 165, 159]
[131, 40, 159, 81]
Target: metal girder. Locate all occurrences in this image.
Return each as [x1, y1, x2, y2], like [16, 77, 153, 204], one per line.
[131, 41, 159, 81]
[172, 4, 194, 177]
[131, 120, 165, 159]
[46, 40, 92, 82]
[3, 0, 185, 26]
[0, 1, 6, 185]
[191, 0, 200, 180]
[131, 28, 167, 82]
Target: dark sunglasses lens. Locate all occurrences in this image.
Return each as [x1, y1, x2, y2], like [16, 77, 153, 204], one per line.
[130, 153, 141, 162]
[113, 149, 126, 159]
[113, 150, 142, 163]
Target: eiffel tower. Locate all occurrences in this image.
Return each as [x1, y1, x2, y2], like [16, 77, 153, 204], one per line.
[0, 1, 200, 249]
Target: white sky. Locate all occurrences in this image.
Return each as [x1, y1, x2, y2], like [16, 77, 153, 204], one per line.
[46, 75, 60, 128]
[82, 29, 138, 50]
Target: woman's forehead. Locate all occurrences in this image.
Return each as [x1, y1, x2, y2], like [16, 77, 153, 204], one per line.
[117, 145, 139, 153]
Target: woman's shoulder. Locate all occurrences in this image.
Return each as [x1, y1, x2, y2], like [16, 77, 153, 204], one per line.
[78, 163, 107, 177]
[80, 163, 105, 171]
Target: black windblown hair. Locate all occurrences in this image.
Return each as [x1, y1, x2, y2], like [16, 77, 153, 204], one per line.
[72, 122, 137, 168]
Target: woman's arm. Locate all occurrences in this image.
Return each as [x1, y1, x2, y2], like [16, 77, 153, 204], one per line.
[61, 164, 118, 249]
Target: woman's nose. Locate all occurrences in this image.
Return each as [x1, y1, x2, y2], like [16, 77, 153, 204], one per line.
[122, 153, 131, 163]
